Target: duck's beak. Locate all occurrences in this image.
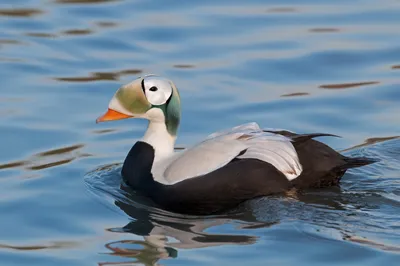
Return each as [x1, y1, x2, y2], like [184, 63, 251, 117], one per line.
[96, 108, 133, 123]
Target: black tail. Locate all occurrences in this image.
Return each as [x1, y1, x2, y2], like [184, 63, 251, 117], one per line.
[263, 130, 341, 144]
[341, 156, 378, 169]
[290, 133, 341, 144]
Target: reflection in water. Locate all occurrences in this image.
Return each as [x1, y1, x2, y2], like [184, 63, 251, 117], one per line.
[0, 144, 88, 172]
[95, 184, 400, 265]
[25, 22, 116, 39]
[281, 92, 309, 97]
[54, 69, 142, 82]
[92, 129, 118, 134]
[309, 28, 340, 33]
[0, 8, 43, 17]
[100, 239, 174, 266]
[319, 81, 379, 89]
[96, 21, 118, 28]
[38, 144, 84, 157]
[0, 241, 77, 251]
[54, 0, 119, 4]
[62, 29, 94, 36]
[0, 160, 27, 170]
[115, 197, 258, 248]
[28, 158, 75, 170]
[99, 196, 258, 266]
[26, 32, 57, 38]
[85, 164, 262, 265]
[0, 39, 23, 46]
[342, 136, 400, 152]
[26, 28, 95, 39]
[173, 64, 195, 69]
[343, 236, 400, 253]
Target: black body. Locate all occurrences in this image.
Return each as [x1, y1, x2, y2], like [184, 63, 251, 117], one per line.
[122, 132, 376, 215]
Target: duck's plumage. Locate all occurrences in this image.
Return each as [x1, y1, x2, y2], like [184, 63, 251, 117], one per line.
[122, 140, 290, 215]
[96, 75, 377, 215]
[152, 123, 302, 185]
[121, 123, 375, 215]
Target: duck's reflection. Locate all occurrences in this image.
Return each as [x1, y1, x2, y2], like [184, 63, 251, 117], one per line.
[98, 192, 260, 266]
[115, 198, 257, 248]
[100, 238, 174, 266]
[96, 177, 356, 265]
[102, 187, 355, 266]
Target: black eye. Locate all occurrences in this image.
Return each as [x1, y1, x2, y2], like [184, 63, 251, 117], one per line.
[149, 86, 158, 92]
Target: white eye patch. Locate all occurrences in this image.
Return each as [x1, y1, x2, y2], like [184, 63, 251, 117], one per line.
[143, 76, 173, 106]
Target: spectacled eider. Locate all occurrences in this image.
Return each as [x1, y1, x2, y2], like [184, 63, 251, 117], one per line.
[96, 75, 376, 215]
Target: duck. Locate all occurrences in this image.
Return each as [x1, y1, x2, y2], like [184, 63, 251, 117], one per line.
[96, 74, 376, 215]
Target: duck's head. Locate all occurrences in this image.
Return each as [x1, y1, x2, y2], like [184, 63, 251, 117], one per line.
[96, 75, 181, 136]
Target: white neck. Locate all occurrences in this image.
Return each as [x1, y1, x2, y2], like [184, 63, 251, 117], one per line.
[142, 120, 176, 162]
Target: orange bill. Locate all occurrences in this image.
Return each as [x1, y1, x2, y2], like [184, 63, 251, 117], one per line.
[96, 108, 133, 123]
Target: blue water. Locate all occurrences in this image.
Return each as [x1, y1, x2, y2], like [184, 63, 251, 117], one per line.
[1, 0, 399, 265]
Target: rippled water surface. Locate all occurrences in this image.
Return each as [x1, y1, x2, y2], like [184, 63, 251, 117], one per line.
[1, 0, 400, 265]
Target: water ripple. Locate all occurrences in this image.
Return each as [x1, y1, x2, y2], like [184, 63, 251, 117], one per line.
[0, 8, 44, 17]
[1, 0, 400, 265]
[319, 81, 380, 89]
[54, 0, 119, 4]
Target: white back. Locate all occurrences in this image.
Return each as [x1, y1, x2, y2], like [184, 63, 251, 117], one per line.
[152, 123, 303, 185]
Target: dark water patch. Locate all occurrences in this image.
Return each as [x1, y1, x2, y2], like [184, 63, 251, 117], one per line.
[54, 0, 119, 4]
[28, 158, 76, 171]
[0, 144, 88, 172]
[0, 8, 44, 18]
[61, 29, 93, 36]
[118, 69, 143, 76]
[95, 21, 118, 28]
[0, 39, 24, 46]
[54, 69, 142, 82]
[0, 160, 28, 170]
[55, 72, 117, 82]
[309, 28, 340, 33]
[92, 129, 117, 134]
[25, 32, 57, 38]
[319, 81, 380, 89]
[173, 64, 196, 69]
[281, 92, 310, 97]
[36, 144, 84, 157]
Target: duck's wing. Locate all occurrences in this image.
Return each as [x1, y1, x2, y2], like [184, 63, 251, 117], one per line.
[154, 123, 302, 185]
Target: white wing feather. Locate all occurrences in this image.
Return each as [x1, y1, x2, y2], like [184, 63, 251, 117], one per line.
[152, 122, 303, 185]
[206, 122, 263, 139]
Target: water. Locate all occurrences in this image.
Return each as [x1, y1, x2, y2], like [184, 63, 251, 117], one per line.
[1, 0, 399, 265]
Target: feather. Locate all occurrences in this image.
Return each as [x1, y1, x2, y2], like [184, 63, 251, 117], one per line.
[152, 123, 303, 184]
